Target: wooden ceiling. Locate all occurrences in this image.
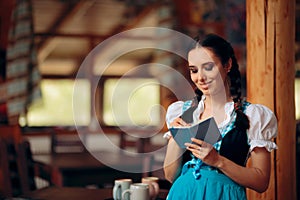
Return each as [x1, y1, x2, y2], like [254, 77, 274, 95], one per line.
[31, 0, 182, 76]
[2, 0, 253, 77]
[1, 0, 206, 77]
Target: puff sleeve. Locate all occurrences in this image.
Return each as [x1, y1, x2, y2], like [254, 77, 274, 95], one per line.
[165, 101, 184, 129]
[245, 104, 278, 152]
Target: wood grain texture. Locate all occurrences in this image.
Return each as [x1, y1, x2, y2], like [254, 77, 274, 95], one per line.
[246, 0, 296, 199]
[274, 0, 296, 199]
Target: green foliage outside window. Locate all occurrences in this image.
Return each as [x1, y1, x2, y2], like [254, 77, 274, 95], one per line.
[20, 79, 90, 126]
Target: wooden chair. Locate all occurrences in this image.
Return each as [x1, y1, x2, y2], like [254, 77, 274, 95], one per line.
[50, 128, 87, 154]
[118, 129, 171, 189]
[142, 140, 171, 190]
[0, 138, 23, 197]
[119, 131, 149, 153]
[17, 140, 37, 193]
[0, 137, 52, 198]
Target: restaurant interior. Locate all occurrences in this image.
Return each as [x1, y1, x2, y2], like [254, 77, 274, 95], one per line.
[0, 0, 299, 199]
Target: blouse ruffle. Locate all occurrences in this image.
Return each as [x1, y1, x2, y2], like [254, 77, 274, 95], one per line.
[165, 98, 278, 152]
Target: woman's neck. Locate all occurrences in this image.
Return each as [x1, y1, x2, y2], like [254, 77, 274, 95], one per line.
[201, 93, 232, 124]
[204, 93, 232, 107]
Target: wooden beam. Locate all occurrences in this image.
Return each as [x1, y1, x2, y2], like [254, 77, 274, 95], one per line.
[37, 2, 162, 63]
[246, 0, 296, 199]
[35, 32, 108, 40]
[274, 0, 296, 199]
[37, 0, 88, 62]
[107, 3, 162, 35]
[246, 3, 275, 199]
[34, 32, 167, 41]
[172, 0, 192, 28]
[0, 0, 15, 49]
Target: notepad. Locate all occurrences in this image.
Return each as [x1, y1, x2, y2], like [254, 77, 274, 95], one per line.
[169, 117, 222, 148]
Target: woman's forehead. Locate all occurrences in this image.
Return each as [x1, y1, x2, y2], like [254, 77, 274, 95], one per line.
[188, 47, 215, 65]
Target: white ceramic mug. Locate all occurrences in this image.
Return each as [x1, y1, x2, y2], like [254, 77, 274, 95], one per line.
[112, 178, 132, 200]
[141, 177, 160, 200]
[122, 183, 150, 200]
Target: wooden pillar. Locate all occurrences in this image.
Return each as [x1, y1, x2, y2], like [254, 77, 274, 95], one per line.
[0, 0, 15, 49]
[246, 0, 296, 200]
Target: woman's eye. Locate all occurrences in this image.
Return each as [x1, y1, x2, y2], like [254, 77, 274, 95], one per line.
[189, 67, 198, 73]
[203, 62, 214, 71]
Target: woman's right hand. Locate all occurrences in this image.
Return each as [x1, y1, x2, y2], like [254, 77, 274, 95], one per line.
[169, 117, 190, 127]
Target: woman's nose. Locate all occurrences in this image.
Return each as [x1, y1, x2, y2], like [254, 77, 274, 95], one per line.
[197, 69, 206, 81]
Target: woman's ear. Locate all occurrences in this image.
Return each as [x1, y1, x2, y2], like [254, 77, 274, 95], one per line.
[225, 58, 232, 73]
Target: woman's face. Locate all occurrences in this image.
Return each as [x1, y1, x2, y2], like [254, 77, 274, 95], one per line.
[188, 47, 228, 97]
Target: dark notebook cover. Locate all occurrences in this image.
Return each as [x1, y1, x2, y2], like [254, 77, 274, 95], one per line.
[169, 117, 222, 148]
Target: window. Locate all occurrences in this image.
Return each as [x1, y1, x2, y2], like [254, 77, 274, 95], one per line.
[20, 79, 91, 126]
[101, 77, 161, 127]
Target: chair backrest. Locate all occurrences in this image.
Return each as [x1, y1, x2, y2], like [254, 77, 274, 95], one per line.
[119, 131, 141, 153]
[0, 138, 22, 197]
[17, 140, 37, 193]
[50, 128, 87, 154]
[0, 138, 37, 198]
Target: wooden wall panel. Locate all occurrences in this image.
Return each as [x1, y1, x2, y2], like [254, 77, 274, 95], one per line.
[246, 0, 296, 199]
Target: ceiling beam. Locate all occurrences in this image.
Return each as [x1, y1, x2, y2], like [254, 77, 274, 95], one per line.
[108, 3, 162, 35]
[37, 2, 164, 77]
[37, 0, 91, 63]
[68, 3, 164, 78]
[34, 32, 169, 41]
[35, 32, 108, 40]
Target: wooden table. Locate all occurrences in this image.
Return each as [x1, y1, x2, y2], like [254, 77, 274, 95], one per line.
[21, 186, 169, 200]
[34, 151, 147, 187]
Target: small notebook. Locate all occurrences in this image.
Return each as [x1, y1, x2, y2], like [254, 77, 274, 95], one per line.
[169, 117, 222, 148]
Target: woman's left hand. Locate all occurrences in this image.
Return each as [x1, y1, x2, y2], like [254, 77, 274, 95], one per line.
[185, 138, 220, 167]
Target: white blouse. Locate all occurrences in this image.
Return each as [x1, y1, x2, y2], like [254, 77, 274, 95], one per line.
[165, 97, 278, 152]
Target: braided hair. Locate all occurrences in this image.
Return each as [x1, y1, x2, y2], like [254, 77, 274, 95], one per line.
[187, 33, 249, 131]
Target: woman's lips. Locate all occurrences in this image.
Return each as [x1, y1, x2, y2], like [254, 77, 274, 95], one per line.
[199, 81, 212, 89]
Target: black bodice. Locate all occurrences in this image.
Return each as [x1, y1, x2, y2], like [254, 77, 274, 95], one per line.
[219, 127, 250, 166]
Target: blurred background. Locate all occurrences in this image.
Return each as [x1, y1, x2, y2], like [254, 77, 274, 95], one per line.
[0, 0, 299, 199]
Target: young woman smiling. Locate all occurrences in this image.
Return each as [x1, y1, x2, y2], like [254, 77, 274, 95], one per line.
[163, 34, 278, 200]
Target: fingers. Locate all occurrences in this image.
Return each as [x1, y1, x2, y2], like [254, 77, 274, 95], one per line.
[170, 117, 190, 127]
[184, 138, 204, 151]
[184, 140, 213, 156]
[185, 144, 202, 158]
[190, 138, 213, 149]
[184, 142, 199, 150]
[190, 138, 203, 146]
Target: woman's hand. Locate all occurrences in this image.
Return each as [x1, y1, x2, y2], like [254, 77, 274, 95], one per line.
[169, 117, 190, 127]
[185, 138, 221, 168]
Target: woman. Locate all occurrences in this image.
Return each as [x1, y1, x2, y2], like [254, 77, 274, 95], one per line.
[163, 34, 277, 199]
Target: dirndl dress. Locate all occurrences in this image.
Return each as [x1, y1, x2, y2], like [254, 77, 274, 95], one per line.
[165, 98, 278, 200]
[167, 167, 247, 200]
[166, 100, 250, 200]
